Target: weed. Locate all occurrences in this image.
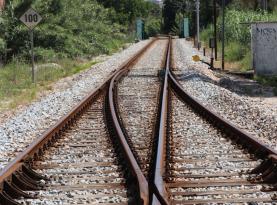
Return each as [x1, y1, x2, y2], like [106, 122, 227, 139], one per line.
[240, 50, 252, 71]
[0, 59, 98, 110]
[225, 42, 247, 62]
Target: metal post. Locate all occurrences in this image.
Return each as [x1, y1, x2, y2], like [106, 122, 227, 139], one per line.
[221, 0, 225, 70]
[213, 0, 217, 60]
[263, 0, 268, 11]
[30, 30, 35, 83]
[211, 47, 214, 69]
[196, 0, 200, 50]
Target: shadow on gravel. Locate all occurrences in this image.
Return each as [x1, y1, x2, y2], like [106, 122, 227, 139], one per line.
[176, 72, 276, 98]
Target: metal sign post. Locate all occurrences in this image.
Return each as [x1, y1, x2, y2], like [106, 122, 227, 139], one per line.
[196, 0, 200, 50]
[19, 8, 42, 83]
[30, 30, 35, 83]
[213, 0, 218, 60]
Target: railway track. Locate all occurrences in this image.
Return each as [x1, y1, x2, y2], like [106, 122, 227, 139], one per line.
[0, 38, 156, 205]
[18, 94, 129, 205]
[116, 39, 168, 177]
[0, 36, 277, 205]
[152, 37, 277, 204]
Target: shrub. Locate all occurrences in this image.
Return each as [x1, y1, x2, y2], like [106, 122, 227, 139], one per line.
[217, 9, 277, 46]
[200, 24, 213, 47]
[145, 17, 161, 38]
[34, 48, 59, 62]
[240, 50, 252, 71]
[0, 38, 5, 53]
[225, 42, 247, 62]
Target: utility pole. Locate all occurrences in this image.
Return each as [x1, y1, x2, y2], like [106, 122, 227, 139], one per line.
[221, 0, 225, 70]
[213, 0, 217, 60]
[263, 0, 268, 11]
[196, 0, 200, 50]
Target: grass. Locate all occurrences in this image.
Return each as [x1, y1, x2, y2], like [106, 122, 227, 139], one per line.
[0, 59, 99, 110]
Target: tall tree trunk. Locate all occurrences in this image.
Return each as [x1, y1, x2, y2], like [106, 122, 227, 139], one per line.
[0, 0, 5, 11]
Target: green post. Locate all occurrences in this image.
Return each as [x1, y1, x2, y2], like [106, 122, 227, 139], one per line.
[136, 19, 144, 40]
[183, 18, 189, 38]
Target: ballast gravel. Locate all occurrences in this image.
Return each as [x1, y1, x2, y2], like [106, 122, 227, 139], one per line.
[117, 39, 168, 175]
[172, 38, 277, 151]
[0, 39, 150, 171]
[169, 93, 276, 203]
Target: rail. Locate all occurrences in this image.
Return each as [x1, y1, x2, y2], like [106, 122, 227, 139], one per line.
[152, 36, 277, 205]
[151, 37, 171, 205]
[106, 38, 159, 205]
[0, 38, 156, 205]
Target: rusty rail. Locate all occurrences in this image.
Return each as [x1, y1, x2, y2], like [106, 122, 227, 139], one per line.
[151, 37, 171, 205]
[152, 36, 277, 205]
[106, 38, 158, 205]
[168, 71, 277, 158]
[168, 65, 277, 190]
[108, 69, 149, 205]
[0, 38, 156, 205]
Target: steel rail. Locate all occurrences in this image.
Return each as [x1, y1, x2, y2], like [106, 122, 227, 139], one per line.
[151, 37, 171, 205]
[105, 37, 163, 205]
[168, 71, 277, 158]
[152, 36, 277, 205]
[108, 69, 149, 205]
[168, 65, 277, 189]
[106, 38, 159, 205]
[0, 38, 156, 205]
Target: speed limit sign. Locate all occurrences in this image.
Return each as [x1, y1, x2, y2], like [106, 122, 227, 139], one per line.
[19, 8, 42, 83]
[20, 8, 42, 30]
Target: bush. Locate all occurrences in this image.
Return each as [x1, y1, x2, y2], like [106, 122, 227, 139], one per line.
[1, 0, 132, 61]
[0, 38, 5, 53]
[240, 50, 252, 71]
[200, 24, 213, 47]
[145, 17, 161, 38]
[217, 9, 277, 46]
[34, 48, 61, 62]
[225, 42, 247, 62]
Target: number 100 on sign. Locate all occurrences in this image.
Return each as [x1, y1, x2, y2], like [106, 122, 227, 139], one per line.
[20, 8, 42, 30]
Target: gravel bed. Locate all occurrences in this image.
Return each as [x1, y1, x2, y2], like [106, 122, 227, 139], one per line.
[117, 39, 168, 175]
[0, 40, 150, 171]
[172, 38, 277, 150]
[18, 96, 129, 204]
[168, 93, 277, 203]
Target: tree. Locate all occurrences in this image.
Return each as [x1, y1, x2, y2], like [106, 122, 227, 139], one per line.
[163, 0, 178, 33]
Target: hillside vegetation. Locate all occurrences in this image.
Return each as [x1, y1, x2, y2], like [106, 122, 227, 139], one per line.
[0, 0, 161, 109]
[0, 0, 160, 60]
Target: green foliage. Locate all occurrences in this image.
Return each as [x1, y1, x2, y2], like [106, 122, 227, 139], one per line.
[145, 17, 162, 38]
[225, 42, 247, 62]
[217, 9, 277, 46]
[162, 0, 214, 35]
[200, 24, 213, 47]
[201, 6, 277, 72]
[240, 50, 252, 71]
[0, 38, 5, 53]
[163, 0, 178, 33]
[0, 58, 98, 109]
[97, 0, 162, 37]
[0, 0, 134, 61]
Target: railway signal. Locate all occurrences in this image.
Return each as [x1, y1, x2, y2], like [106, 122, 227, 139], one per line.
[19, 8, 42, 83]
